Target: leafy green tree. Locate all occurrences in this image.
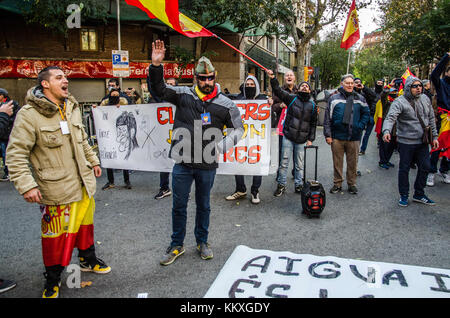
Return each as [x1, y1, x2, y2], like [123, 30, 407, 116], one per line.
[310, 31, 348, 89]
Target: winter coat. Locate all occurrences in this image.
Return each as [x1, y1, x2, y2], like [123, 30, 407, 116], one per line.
[270, 77, 317, 144]
[382, 76, 438, 145]
[431, 53, 450, 111]
[6, 86, 100, 205]
[271, 83, 299, 128]
[0, 98, 19, 142]
[324, 87, 370, 141]
[148, 64, 244, 170]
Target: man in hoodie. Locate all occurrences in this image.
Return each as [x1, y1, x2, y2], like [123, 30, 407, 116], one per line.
[266, 70, 317, 196]
[6, 66, 111, 298]
[149, 40, 244, 265]
[324, 74, 370, 195]
[382, 76, 439, 207]
[225, 75, 267, 204]
[427, 52, 450, 186]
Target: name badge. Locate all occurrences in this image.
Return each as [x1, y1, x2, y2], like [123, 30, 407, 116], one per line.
[201, 112, 211, 126]
[60, 121, 70, 135]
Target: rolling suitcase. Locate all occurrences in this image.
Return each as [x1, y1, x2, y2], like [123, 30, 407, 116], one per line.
[301, 145, 326, 218]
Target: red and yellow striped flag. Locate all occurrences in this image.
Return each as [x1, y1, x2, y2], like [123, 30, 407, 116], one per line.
[340, 0, 360, 50]
[431, 110, 450, 158]
[125, 0, 213, 37]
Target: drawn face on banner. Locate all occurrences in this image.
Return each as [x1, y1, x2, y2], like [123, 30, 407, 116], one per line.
[116, 111, 138, 159]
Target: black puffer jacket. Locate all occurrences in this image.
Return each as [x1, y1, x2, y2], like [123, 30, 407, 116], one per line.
[270, 78, 317, 144]
[0, 98, 19, 142]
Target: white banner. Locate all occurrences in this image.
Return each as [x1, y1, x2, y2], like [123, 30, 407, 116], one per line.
[204, 245, 450, 298]
[92, 100, 276, 175]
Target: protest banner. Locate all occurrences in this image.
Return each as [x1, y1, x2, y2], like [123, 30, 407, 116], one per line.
[92, 100, 276, 175]
[204, 245, 450, 298]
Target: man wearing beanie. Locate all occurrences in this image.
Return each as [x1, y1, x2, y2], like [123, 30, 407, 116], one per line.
[148, 40, 244, 265]
[266, 69, 318, 196]
[383, 76, 439, 207]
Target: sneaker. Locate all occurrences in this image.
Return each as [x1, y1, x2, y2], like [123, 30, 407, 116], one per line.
[42, 281, 61, 298]
[0, 174, 9, 182]
[0, 279, 16, 294]
[155, 188, 172, 199]
[439, 172, 450, 184]
[398, 196, 409, 207]
[359, 151, 365, 156]
[197, 243, 213, 260]
[426, 173, 435, 187]
[329, 185, 342, 194]
[251, 191, 260, 204]
[125, 182, 132, 189]
[412, 194, 436, 206]
[348, 185, 358, 194]
[79, 257, 111, 274]
[273, 184, 286, 197]
[160, 246, 185, 266]
[225, 191, 247, 201]
[295, 185, 303, 193]
[101, 182, 115, 190]
[379, 163, 389, 169]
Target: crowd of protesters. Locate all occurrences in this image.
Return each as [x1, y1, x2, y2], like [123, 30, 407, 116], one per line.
[1, 44, 448, 297]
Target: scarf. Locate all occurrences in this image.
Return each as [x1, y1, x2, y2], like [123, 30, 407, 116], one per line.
[195, 84, 218, 101]
[338, 87, 354, 125]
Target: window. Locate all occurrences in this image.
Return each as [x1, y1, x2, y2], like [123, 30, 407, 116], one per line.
[80, 28, 98, 51]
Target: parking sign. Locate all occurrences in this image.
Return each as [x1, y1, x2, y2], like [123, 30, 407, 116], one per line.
[112, 50, 130, 77]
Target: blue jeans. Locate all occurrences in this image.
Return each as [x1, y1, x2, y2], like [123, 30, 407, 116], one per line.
[171, 164, 216, 247]
[397, 143, 430, 198]
[0, 141, 8, 176]
[360, 118, 374, 152]
[277, 136, 303, 187]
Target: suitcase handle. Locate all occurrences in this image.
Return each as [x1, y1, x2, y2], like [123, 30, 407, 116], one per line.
[303, 145, 318, 182]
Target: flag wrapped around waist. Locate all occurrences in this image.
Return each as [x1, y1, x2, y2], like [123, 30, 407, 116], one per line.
[125, 0, 213, 37]
[431, 109, 450, 158]
[41, 188, 95, 267]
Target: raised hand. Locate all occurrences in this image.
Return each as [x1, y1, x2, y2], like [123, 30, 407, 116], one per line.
[151, 40, 166, 66]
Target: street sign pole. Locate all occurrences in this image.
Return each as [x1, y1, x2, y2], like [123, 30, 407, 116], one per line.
[116, 0, 122, 88]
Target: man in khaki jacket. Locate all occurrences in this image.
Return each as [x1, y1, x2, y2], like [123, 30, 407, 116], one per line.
[6, 66, 111, 298]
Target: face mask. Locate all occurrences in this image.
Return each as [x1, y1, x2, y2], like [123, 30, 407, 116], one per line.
[244, 86, 256, 99]
[375, 85, 383, 94]
[299, 91, 310, 101]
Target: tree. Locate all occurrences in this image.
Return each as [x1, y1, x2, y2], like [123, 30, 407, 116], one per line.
[311, 31, 348, 89]
[353, 44, 406, 85]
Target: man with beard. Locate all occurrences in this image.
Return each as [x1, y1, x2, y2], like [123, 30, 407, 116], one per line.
[354, 78, 377, 155]
[383, 76, 439, 207]
[148, 40, 244, 265]
[324, 74, 370, 195]
[6, 66, 110, 298]
[225, 75, 268, 204]
[267, 69, 318, 196]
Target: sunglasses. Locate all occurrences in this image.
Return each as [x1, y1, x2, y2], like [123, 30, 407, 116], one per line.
[196, 74, 215, 82]
[410, 84, 423, 89]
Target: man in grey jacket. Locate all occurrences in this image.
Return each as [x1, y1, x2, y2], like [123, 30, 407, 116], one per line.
[382, 76, 439, 207]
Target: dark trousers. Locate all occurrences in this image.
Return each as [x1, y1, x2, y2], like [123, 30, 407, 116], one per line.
[170, 164, 216, 247]
[235, 175, 262, 193]
[378, 135, 396, 165]
[106, 168, 129, 184]
[0, 141, 8, 176]
[430, 151, 449, 174]
[160, 172, 170, 190]
[360, 119, 375, 152]
[397, 143, 431, 197]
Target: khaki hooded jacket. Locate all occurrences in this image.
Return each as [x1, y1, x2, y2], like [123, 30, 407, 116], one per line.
[6, 86, 100, 205]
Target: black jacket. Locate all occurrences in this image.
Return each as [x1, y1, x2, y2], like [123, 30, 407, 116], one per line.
[270, 78, 317, 144]
[148, 64, 244, 170]
[0, 99, 19, 142]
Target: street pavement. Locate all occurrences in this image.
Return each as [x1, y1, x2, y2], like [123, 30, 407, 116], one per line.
[1, 127, 449, 298]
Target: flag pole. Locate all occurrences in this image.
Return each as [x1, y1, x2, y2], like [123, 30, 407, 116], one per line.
[211, 33, 270, 73]
[346, 50, 351, 74]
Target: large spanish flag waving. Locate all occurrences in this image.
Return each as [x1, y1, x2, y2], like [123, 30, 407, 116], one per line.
[125, 0, 213, 37]
[340, 0, 360, 50]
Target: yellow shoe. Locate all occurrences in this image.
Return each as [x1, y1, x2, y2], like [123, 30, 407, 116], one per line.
[42, 282, 60, 298]
[79, 257, 111, 274]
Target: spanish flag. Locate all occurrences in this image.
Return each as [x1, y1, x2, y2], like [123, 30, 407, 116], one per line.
[340, 0, 360, 50]
[431, 109, 450, 158]
[374, 98, 383, 137]
[125, 0, 213, 37]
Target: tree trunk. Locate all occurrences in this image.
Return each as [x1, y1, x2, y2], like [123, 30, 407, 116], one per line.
[296, 43, 306, 83]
